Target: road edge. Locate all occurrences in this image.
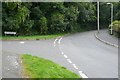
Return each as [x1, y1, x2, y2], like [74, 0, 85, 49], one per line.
[94, 32, 118, 48]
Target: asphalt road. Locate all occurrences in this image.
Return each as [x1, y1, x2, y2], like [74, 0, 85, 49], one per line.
[2, 30, 118, 78]
[2, 51, 22, 78]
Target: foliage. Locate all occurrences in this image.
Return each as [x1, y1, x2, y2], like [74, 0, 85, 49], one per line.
[65, 5, 79, 32]
[2, 33, 65, 40]
[19, 20, 34, 35]
[50, 12, 65, 33]
[77, 2, 97, 30]
[2, 2, 120, 35]
[112, 20, 120, 32]
[39, 17, 48, 34]
[30, 7, 43, 20]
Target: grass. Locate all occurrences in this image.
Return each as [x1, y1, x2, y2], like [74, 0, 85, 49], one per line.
[1, 34, 65, 40]
[21, 54, 80, 78]
[1, 29, 90, 41]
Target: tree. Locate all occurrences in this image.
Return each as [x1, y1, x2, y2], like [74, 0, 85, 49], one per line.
[114, 2, 120, 20]
[2, 2, 120, 35]
[30, 7, 43, 20]
[65, 5, 79, 32]
[50, 12, 65, 33]
[39, 17, 48, 34]
[19, 20, 34, 35]
[77, 3, 96, 30]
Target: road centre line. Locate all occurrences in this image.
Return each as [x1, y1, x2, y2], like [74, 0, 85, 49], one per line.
[78, 71, 88, 78]
[67, 59, 72, 63]
[53, 37, 62, 47]
[73, 64, 78, 70]
[63, 54, 68, 58]
[57, 37, 88, 78]
[53, 38, 58, 47]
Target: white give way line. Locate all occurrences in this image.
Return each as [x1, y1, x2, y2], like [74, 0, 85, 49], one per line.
[53, 37, 88, 78]
[53, 37, 62, 47]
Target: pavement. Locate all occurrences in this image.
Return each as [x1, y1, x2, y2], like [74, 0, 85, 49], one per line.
[2, 30, 118, 78]
[96, 29, 118, 47]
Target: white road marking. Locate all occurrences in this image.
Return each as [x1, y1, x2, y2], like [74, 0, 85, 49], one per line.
[78, 71, 88, 78]
[56, 36, 88, 78]
[58, 37, 63, 44]
[73, 64, 78, 70]
[61, 52, 64, 55]
[67, 59, 72, 63]
[53, 38, 58, 47]
[20, 42, 24, 44]
[64, 54, 68, 58]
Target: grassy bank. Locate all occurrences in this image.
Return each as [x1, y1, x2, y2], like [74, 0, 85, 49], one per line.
[21, 54, 80, 78]
[1, 34, 65, 40]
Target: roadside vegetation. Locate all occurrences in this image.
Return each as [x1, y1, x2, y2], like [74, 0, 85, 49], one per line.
[21, 54, 80, 78]
[1, 33, 65, 40]
[2, 2, 120, 36]
[110, 20, 120, 37]
[112, 20, 120, 32]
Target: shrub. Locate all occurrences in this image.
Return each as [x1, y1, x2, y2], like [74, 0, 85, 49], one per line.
[110, 20, 120, 37]
[112, 20, 120, 32]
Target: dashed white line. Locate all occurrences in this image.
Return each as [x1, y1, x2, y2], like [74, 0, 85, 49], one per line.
[73, 64, 78, 70]
[67, 59, 72, 63]
[53, 38, 58, 47]
[63, 54, 68, 58]
[61, 52, 64, 55]
[56, 36, 88, 78]
[78, 71, 88, 78]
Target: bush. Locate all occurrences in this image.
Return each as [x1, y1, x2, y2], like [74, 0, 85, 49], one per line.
[110, 20, 120, 37]
[112, 20, 120, 32]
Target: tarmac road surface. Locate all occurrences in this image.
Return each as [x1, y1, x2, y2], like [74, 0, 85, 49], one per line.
[2, 30, 118, 78]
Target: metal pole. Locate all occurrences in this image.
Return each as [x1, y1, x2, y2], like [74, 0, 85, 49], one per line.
[97, 1, 99, 33]
[110, 4, 113, 35]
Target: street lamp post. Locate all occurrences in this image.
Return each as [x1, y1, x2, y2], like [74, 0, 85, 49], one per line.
[97, 1, 100, 33]
[107, 3, 113, 35]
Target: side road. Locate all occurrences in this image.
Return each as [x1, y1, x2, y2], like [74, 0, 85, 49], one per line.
[95, 29, 118, 48]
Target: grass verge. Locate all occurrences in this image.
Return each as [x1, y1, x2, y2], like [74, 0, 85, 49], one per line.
[21, 54, 80, 78]
[1, 34, 65, 40]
